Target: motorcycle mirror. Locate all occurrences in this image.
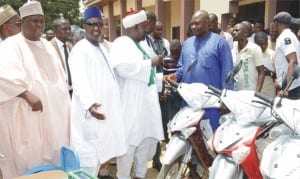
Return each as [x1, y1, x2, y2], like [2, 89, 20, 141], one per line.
[292, 66, 300, 79]
[281, 66, 300, 91]
[277, 66, 300, 107]
[225, 60, 243, 87]
[281, 73, 287, 90]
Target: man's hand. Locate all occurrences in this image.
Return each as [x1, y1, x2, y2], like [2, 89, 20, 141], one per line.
[277, 90, 289, 98]
[151, 55, 164, 67]
[89, 103, 106, 120]
[18, 91, 43, 112]
[163, 73, 177, 84]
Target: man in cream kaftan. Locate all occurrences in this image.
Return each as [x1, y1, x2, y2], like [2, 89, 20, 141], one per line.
[0, 2, 70, 178]
[69, 6, 126, 175]
[0, 33, 70, 178]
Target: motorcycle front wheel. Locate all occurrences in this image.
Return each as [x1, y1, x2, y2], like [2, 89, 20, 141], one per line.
[157, 158, 189, 179]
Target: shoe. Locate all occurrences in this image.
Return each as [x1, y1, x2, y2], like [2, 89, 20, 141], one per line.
[152, 161, 162, 172]
[98, 175, 114, 179]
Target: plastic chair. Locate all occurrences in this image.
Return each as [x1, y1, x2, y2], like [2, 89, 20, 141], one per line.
[60, 146, 80, 172]
[22, 146, 81, 175]
[68, 169, 98, 179]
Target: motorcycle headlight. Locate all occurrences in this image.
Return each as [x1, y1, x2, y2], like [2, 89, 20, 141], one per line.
[232, 144, 250, 164]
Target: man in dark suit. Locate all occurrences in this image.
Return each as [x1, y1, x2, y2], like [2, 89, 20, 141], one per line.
[50, 18, 73, 97]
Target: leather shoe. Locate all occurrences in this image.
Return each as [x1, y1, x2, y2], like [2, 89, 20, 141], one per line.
[98, 175, 114, 179]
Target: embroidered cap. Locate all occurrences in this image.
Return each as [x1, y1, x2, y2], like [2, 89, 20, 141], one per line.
[19, 0, 44, 19]
[122, 10, 147, 29]
[273, 11, 292, 25]
[83, 6, 103, 22]
[0, 5, 18, 26]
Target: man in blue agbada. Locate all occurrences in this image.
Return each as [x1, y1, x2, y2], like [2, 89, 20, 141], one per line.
[167, 10, 233, 131]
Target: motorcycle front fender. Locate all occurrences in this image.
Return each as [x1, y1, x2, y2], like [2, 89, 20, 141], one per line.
[209, 154, 244, 179]
[161, 134, 189, 165]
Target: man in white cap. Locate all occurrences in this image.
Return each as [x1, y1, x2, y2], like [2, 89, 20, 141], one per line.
[0, 4, 21, 41]
[69, 6, 126, 176]
[0, 1, 70, 178]
[273, 11, 300, 99]
[109, 10, 164, 179]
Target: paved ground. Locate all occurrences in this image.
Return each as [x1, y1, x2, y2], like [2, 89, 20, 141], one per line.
[104, 143, 167, 179]
[105, 160, 159, 179]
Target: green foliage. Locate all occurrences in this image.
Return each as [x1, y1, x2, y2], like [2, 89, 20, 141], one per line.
[0, 0, 82, 32]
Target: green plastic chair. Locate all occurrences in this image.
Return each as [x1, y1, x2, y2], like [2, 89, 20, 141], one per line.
[68, 169, 98, 179]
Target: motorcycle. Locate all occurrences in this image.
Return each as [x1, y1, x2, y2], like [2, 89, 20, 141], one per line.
[208, 89, 276, 179]
[254, 66, 300, 179]
[158, 61, 245, 179]
[208, 60, 277, 179]
[157, 81, 221, 179]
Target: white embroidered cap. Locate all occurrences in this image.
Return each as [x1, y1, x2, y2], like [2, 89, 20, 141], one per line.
[122, 10, 147, 29]
[0, 4, 18, 26]
[19, 0, 44, 19]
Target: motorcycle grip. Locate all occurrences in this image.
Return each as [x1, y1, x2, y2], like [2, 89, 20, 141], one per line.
[167, 79, 179, 88]
[254, 92, 273, 105]
[208, 85, 222, 96]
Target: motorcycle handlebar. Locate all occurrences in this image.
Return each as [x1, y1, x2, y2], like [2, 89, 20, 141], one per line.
[254, 92, 273, 105]
[167, 79, 179, 88]
[208, 85, 222, 96]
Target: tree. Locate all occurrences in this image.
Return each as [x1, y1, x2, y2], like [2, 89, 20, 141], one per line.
[0, 0, 82, 31]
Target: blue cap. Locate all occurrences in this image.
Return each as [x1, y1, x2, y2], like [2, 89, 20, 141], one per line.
[83, 6, 102, 22]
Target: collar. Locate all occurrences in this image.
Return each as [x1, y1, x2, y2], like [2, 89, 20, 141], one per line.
[55, 37, 65, 47]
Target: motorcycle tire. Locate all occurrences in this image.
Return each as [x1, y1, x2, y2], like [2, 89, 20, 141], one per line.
[157, 158, 188, 179]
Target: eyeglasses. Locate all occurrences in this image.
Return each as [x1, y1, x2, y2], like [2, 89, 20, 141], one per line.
[84, 22, 103, 27]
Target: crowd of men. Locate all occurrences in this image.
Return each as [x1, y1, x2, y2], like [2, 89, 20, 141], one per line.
[0, 0, 300, 179]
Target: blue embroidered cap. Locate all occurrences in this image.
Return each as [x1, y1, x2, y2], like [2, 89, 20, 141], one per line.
[83, 6, 102, 22]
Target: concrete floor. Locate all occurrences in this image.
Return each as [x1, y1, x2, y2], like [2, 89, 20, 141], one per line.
[105, 162, 159, 179]
[104, 143, 167, 179]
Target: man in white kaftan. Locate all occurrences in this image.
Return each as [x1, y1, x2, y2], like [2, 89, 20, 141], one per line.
[110, 10, 164, 179]
[0, 1, 70, 178]
[69, 6, 126, 175]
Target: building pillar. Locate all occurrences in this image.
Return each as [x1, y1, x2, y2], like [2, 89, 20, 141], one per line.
[155, 0, 166, 37]
[180, 0, 194, 42]
[120, 0, 127, 35]
[265, 0, 277, 28]
[108, 0, 117, 40]
[135, 0, 142, 10]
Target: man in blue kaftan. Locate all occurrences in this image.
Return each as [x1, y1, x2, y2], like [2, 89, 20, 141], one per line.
[171, 10, 233, 131]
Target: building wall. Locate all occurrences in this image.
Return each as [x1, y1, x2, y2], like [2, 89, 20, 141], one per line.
[200, 0, 230, 22]
[142, 0, 155, 7]
[85, 0, 298, 42]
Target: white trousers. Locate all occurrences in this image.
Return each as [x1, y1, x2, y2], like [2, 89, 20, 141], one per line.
[117, 137, 158, 179]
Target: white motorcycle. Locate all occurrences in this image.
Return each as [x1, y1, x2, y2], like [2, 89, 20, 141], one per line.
[157, 81, 221, 179]
[254, 66, 300, 179]
[207, 88, 275, 179]
[207, 60, 277, 179]
[158, 61, 246, 179]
